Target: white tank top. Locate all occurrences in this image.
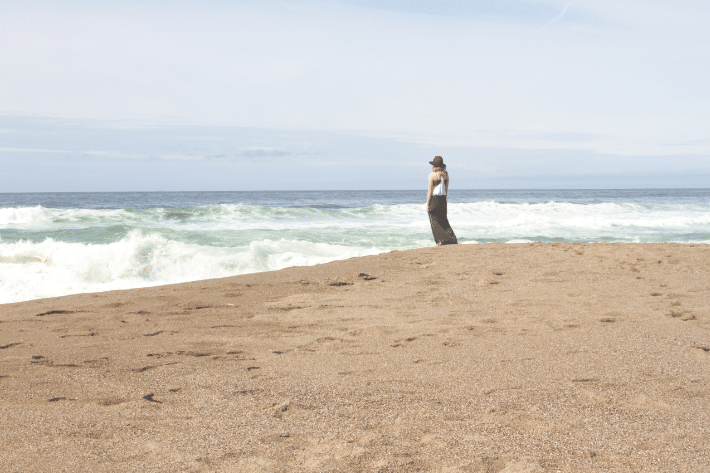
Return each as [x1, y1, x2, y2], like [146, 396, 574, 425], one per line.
[432, 175, 446, 196]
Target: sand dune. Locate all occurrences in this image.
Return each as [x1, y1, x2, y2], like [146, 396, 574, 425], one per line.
[1, 243, 709, 472]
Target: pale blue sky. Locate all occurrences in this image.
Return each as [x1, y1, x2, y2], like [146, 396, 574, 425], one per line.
[1, 0, 709, 191]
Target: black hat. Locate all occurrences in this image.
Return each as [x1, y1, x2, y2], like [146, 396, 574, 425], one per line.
[429, 156, 444, 166]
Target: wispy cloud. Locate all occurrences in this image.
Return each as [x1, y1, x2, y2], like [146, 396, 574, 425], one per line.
[542, 0, 577, 28]
[157, 154, 205, 161]
[0, 147, 69, 154]
[235, 148, 293, 159]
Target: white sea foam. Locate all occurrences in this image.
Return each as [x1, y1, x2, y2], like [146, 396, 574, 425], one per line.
[447, 202, 710, 240]
[0, 206, 49, 225]
[0, 230, 389, 304]
[2, 200, 709, 304]
[4, 201, 710, 233]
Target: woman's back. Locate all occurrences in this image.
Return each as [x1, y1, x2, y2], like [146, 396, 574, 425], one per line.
[431, 170, 448, 196]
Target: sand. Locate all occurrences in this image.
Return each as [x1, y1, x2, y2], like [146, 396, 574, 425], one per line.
[1, 242, 709, 472]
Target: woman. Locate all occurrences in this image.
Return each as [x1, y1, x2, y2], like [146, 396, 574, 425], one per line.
[426, 156, 458, 245]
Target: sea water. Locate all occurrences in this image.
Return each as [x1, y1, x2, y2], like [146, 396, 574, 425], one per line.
[1, 189, 709, 304]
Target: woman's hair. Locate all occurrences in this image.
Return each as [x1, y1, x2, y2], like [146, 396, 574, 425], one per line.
[432, 165, 448, 181]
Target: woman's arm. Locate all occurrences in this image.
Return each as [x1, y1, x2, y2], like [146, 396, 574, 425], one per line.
[426, 173, 434, 210]
[445, 174, 449, 195]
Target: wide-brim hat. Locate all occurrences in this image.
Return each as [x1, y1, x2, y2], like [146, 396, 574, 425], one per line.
[429, 156, 444, 166]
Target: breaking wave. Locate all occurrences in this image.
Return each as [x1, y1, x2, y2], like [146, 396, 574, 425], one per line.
[2, 200, 709, 304]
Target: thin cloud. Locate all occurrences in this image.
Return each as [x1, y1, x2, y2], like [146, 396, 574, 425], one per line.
[236, 148, 293, 159]
[158, 154, 206, 161]
[542, 0, 577, 28]
[1, 147, 147, 160]
[0, 147, 69, 154]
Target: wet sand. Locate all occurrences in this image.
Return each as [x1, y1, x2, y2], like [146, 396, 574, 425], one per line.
[1, 243, 709, 472]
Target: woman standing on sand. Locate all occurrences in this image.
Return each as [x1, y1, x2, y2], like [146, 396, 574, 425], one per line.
[426, 156, 458, 245]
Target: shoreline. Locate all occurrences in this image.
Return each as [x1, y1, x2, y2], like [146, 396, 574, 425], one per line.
[1, 242, 709, 471]
[3, 241, 709, 308]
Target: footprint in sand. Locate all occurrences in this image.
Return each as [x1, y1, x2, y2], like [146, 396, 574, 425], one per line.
[134, 361, 180, 372]
[99, 397, 128, 406]
[329, 281, 352, 287]
[256, 400, 291, 418]
[176, 350, 211, 357]
[391, 336, 417, 348]
[572, 378, 599, 383]
[143, 331, 164, 337]
[81, 358, 109, 368]
[143, 393, 163, 404]
[669, 310, 696, 321]
[35, 310, 76, 317]
[104, 302, 127, 309]
[60, 332, 98, 338]
[298, 337, 357, 353]
[358, 273, 377, 281]
[31, 358, 78, 368]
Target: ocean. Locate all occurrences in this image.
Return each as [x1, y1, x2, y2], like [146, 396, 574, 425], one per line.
[1, 189, 709, 305]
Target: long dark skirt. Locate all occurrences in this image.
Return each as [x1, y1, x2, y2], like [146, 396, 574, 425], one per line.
[428, 195, 457, 245]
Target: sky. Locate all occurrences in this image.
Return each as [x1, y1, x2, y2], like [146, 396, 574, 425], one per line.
[1, 0, 709, 191]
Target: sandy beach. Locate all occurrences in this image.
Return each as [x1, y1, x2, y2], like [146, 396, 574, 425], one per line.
[1, 242, 709, 472]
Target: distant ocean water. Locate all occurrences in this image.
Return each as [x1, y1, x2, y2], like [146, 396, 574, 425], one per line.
[2, 189, 709, 304]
